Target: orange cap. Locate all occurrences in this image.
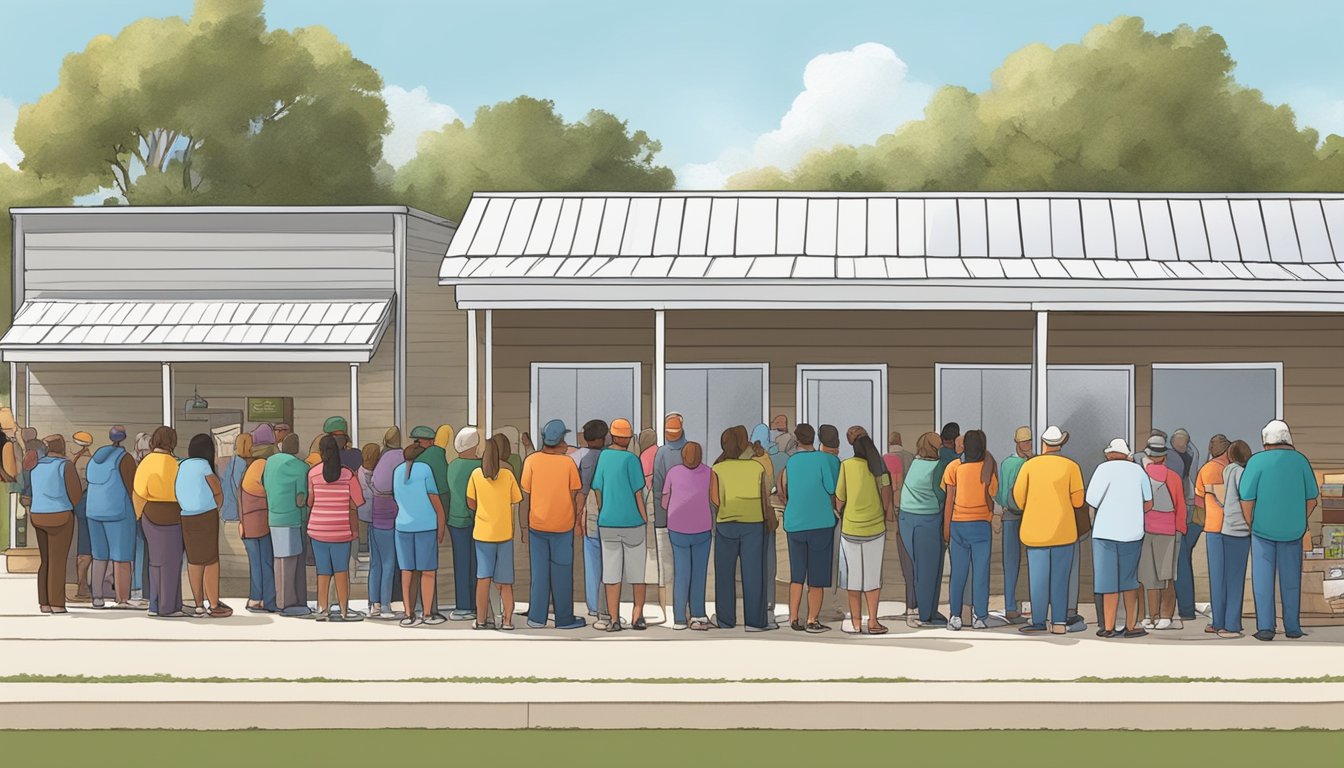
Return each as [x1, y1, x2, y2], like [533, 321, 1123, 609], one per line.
[610, 418, 634, 438]
[664, 413, 684, 435]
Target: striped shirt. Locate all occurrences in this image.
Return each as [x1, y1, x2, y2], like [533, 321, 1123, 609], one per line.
[306, 465, 364, 543]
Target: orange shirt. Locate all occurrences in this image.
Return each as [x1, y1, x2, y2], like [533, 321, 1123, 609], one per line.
[1195, 457, 1230, 533]
[521, 451, 582, 533]
[941, 459, 999, 522]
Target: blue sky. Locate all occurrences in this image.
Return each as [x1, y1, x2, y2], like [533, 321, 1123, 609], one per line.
[4, 0, 1344, 186]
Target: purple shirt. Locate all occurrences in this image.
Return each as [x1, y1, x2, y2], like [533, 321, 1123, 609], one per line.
[661, 464, 713, 535]
[370, 448, 404, 530]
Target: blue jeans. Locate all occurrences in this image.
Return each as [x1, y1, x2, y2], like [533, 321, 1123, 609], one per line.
[1001, 516, 1023, 612]
[1026, 543, 1074, 627]
[448, 524, 477, 613]
[368, 526, 396, 609]
[714, 521, 765, 629]
[133, 521, 147, 593]
[243, 535, 278, 611]
[1175, 521, 1203, 619]
[1208, 533, 1251, 633]
[528, 529, 577, 626]
[583, 534, 607, 617]
[670, 530, 712, 624]
[949, 520, 991, 620]
[898, 511, 944, 622]
[1251, 534, 1302, 635]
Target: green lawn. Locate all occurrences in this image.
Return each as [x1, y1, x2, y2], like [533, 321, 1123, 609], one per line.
[2, 730, 1339, 766]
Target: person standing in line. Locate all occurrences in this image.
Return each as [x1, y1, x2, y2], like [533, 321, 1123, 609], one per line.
[900, 433, 949, 628]
[411, 425, 451, 619]
[576, 420, 611, 625]
[176, 433, 230, 618]
[1086, 439, 1153, 638]
[29, 434, 83, 614]
[468, 434, 523, 631]
[219, 433, 249, 525]
[304, 434, 326, 467]
[769, 414, 796, 456]
[1194, 435, 1232, 634]
[323, 417, 363, 472]
[264, 434, 312, 618]
[1169, 428, 1202, 623]
[356, 442, 380, 577]
[995, 426, 1032, 624]
[942, 430, 998, 630]
[445, 428, 483, 622]
[1240, 420, 1318, 642]
[307, 435, 365, 622]
[750, 423, 785, 629]
[1013, 426, 1084, 635]
[650, 413, 688, 626]
[818, 424, 845, 620]
[85, 427, 137, 609]
[1138, 434, 1186, 630]
[521, 419, 586, 630]
[836, 433, 893, 635]
[593, 418, 650, 631]
[239, 433, 278, 614]
[369, 428, 404, 620]
[779, 423, 838, 633]
[662, 441, 714, 631]
[273, 424, 292, 446]
[393, 443, 447, 627]
[882, 431, 917, 624]
[709, 425, 774, 632]
[886, 432, 914, 477]
[69, 431, 95, 603]
[133, 427, 187, 618]
[1212, 440, 1253, 638]
[937, 423, 961, 473]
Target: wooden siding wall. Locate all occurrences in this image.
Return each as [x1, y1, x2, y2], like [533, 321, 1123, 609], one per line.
[404, 216, 467, 431]
[21, 363, 164, 447]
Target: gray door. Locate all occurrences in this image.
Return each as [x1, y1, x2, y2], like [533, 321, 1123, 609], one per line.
[1151, 365, 1279, 454]
[937, 366, 1032, 464]
[1047, 366, 1134, 481]
[798, 366, 885, 459]
[533, 364, 640, 439]
[666, 365, 767, 450]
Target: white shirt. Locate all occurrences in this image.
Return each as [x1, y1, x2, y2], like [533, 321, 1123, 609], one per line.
[1086, 459, 1154, 542]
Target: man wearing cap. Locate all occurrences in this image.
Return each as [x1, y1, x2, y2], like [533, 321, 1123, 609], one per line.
[1168, 428, 1202, 622]
[324, 417, 363, 473]
[993, 426, 1033, 624]
[1086, 438, 1154, 638]
[1012, 426, 1084, 635]
[445, 427, 484, 621]
[521, 419, 585, 629]
[86, 427, 138, 608]
[650, 413, 688, 619]
[69, 431, 96, 602]
[1240, 420, 1318, 641]
[1195, 435, 1232, 634]
[576, 420, 611, 623]
[1138, 434, 1186, 630]
[591, 417, 649, 631]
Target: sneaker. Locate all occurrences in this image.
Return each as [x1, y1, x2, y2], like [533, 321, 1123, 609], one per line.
[423, 613, 447, 626]
[1018, 624, 1048, 634]
[555, 618, 587, 630]
[281, 606, 313, 618]
[805, 621, 832, 633]
[1096, 628, 1115, 638]
[790, 620, 806, 632]
[1065, 617, 1087, 633]
[765, 620, 780, 630]
[1154, 618, 1175, 630]
[91, 598, 106, 609]
[1122, 627, 1148, 639]
[400, 615, 423, 628]
[1286, 630, 1307, 639]
[948, 615, 963, 631]
[1169, 618, 1184, 630]
[971, 616, 989, 630]
[527, 619, 548, 629]
[1140, 618, 1156, 630]
[745, 624, 775, 632]
[1253, 630, 1274, 642]
[672, 622, 689, 630]
[315, 611, 329, 622]
[1217, 630, 1244, 639]
[448, 610, 475, 622]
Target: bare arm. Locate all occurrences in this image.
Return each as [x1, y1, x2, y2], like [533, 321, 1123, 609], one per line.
[207, 474, 223, 509]
[709, 472, 720, 508]
[430, 494, 446, 543]
[761, 474, 777, 532]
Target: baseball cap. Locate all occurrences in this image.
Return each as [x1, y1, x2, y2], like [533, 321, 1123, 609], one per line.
[664, 413, 684, 436]
[1145, 434, 1169, 457]
[409, 425, 435, 440]
[541, 419, 571, 447]
[610, 418, 634, 439]
[1104, 438, 1131, 456]
[72, 431, 93, 446]
[323, 417, 348, 434]
[1013, 426, 1032, 444]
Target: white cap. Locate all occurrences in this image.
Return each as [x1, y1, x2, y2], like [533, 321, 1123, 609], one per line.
[1261, 419, 1292, 447]
[454, 426, 481, 453]
[1041, 425, 1069, 447]
[1104, 438, 1131, 455]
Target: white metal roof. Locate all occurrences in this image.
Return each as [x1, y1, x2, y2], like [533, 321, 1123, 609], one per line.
[0, 298, 393, 363]
[440, 192, 1344, 311]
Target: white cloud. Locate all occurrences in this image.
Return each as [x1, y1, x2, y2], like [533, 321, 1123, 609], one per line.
[1, 96, 21, 169]
[679, 43, 934, 189]
[382, 85, 460, 168]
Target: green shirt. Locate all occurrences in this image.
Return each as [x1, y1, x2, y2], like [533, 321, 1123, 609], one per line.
[415, 444, 451, 508]
[445, 457, 483, 529]
[837, 457, 889, 537]
[996, 454, 1028, 516]
[712, 459, 765, 524]
[1239, 448, 1318, 542]
[899, 458, 943, 515]
[262, 453, 309, 529]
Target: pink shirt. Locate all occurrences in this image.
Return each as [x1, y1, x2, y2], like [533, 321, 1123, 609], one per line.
[306, 465, 365, 543]
[1143, 463, 1187, 536]
[661, 464, 713, 535]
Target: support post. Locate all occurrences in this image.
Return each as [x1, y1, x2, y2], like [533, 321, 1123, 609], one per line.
[654, 309, 666, 446]
[349, 363, 360, 444]
[1032, 310, 1049, 443]
[8, 361, 17, 549]
[161, 362, 173, 427]
[484, 309, 494, 437]
[467, 309, 478, 427]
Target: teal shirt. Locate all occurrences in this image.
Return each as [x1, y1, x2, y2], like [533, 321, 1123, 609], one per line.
[592, 449, 646, 528]
[262, 453, 309, 529]
[900, 458, 943, 515]
[1239, 448, 1318, 542]
[783, 450, 839, 532]
[445, 458, 483, 529]
[996, 455, 1028, 515]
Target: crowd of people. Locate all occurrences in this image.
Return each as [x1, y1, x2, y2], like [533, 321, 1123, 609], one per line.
[6, 409, 1320, 642]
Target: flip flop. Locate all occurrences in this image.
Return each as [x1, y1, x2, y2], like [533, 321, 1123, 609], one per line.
[866, 623, 889, 635]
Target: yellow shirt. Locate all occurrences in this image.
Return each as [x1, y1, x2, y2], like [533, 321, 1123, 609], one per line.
[712, 459, 766, 523]
[133, 451, 179, 503]
[467, 467, 522, 543]
[1012, 453, 1084, 547]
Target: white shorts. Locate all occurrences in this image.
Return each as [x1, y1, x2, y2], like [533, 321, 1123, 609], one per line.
[840, 533, 885, 592]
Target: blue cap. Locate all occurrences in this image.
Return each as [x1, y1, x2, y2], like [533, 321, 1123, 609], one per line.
[541, 419, 570, 447]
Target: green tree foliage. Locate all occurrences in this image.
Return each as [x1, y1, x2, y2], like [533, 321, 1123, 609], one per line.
[14, 0, 390, 204]
[394, 96, 675, 220]
[729, 17, 1341, 192]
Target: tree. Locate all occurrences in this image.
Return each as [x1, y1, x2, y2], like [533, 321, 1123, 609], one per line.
[14, 0, 390, 204]
[729, 17, 1339, 192]
[394, 96, 675, 220]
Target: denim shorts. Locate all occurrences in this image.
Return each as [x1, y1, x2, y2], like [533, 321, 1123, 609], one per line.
[395, 529, 439, 571]
[1092, 537, 1141, 594]
[474, 539, 515, 584]
[88, 516, 137, 562]
[786, 526, 835, 587]
[311, 539, 352, 576]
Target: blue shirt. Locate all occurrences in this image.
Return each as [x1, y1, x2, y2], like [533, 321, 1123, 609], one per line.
[218, 455, 246, 522]
[783, 450, 839, 532]
[85, 446, 133, 522]
[1239, 448, 1318, 543]
[174, 457, 218, 516]
[592, 449, 646, 528]
[393, 461, 440, 533]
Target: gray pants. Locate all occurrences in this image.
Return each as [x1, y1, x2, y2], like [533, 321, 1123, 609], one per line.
[763, 528, 777, 612]
[274, 554, 306, 610]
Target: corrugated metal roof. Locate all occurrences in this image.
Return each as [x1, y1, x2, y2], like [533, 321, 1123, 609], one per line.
[0, 298, 392, 363]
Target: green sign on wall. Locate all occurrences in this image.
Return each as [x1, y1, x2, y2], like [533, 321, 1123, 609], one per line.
[246, 397, 292, 423]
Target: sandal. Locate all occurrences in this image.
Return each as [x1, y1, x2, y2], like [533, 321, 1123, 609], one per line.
[499, 623, 515, 631]
[631, 616, 647, 631]
[689, 620, 710, 631]
[866, 623, 888, 635]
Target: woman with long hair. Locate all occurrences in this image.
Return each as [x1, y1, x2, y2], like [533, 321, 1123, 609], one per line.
[1211, 439, 1253, 638]
[941, 429, 998, 630]
[175, 433, 230, 617]
[392, 442, 447, 627]
[307, 434, 365, 621]
[134, 427, 188, 618]
[838, 433, 894, 634]
[899, 432, 948, 627]
[468, 434, 523, 630]
[709, 425, 775, 631]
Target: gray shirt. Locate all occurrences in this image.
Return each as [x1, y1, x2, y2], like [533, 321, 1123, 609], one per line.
[650, 437, 687, 528]
[1219, 463, 1250, 537]
[577, 447, 603, 537]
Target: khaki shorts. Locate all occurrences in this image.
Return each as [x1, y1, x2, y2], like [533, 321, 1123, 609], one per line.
[601, 525, 646, 585]
[1138, 532, 1178, 588]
